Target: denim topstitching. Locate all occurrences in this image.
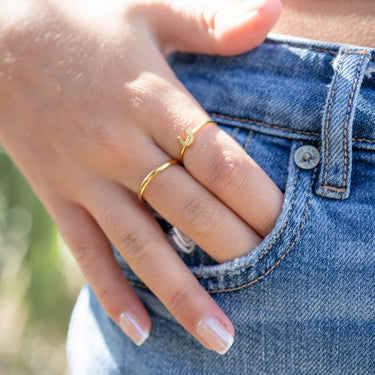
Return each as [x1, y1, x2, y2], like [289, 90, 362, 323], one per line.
[211, 170, 315, 293]
[320, 51, 368, 198]
[230, 126, 240, 140]
[342, 54, 367, 196]
[265, 39, 375, 60]
[209, 112, 375, 145]
[127, 167, 315, 293]
[127, 147, 317, 293]
[321, 52, 345, 196]
[243, 130, 254, 153]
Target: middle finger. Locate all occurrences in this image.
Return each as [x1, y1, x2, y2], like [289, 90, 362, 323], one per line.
[154, 116, 284, 238]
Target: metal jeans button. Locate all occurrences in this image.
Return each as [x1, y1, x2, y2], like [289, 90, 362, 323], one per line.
[294, 145, 320, 170]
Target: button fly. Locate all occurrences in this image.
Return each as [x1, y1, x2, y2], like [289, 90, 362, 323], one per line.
[294, 145, 320, 170]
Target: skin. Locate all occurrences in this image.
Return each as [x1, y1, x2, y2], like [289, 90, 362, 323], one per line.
[0, 0, 370, 355]
[0, 0, 282, 353]
[273, 0, 375, 47]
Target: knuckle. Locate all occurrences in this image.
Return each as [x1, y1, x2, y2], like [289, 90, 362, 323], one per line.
[122, 73, 173, 129]
[74, 246, 96, 272]
[120, 227, 149, 266]
[182, 196, 221, 238]
[83, 119, 120, 150]
[82, 119, 136, 165]
[168, 286, 191, 313]
[101, 207, 120, 235]
[123, 73, 166, 111]
[206, 152, 248, 197]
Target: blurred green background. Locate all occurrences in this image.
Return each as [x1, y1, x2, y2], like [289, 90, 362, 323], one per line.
[0, 145, 84, 375]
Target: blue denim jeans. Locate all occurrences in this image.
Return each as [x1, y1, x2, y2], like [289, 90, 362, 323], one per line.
[67, 34, 375, 374]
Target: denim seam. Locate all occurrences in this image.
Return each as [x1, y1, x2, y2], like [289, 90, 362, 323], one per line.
[231, 126, 240, 140]
[127, 168, 315, 294]
[256, 167, 299, 262]
[342, 54, 366, 198]
[354, 138, 375, 144]
[265, 39, 375, 60]
[243, 130, 253, 152]
[320, 52, 367, 198]
[210, 168, 316, 294]
[210, 112, 320, 137]
[196, 161, 300, 280]
[265, 40, 338, 55]
[342, 49, 370, 56]
[209, 112, 375, 144]
[321, 52, 346, 197]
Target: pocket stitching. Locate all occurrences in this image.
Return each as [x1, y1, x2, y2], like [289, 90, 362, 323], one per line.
[211, 112, 375, 145]
[126, 170, 315, 293]
[243, 130, 254, 152]
[125, 144, 315, 294]
[210, 112, 320, 137]
[207, 168, 316, 293]
[195, 165, 300, 280]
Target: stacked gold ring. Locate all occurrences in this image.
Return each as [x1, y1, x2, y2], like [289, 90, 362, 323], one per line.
[138, 159, 178, 202]
[138, 120, 216, 203]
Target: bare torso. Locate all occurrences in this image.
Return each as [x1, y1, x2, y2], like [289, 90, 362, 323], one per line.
[272, 0, 375, 47]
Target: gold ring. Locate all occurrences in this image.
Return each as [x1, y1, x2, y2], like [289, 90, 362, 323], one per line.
[138, 160, 179, 202]
[177, 120, 216, 164]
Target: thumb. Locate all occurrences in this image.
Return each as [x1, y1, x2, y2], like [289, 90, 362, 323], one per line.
[132, 0, 281, 56]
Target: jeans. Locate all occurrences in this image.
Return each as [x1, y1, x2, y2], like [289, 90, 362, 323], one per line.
[67, 34, 375, 374]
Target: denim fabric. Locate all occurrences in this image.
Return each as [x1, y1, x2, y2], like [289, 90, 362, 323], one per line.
[67, 34, 375, 374]
[316, 48, 371, 199]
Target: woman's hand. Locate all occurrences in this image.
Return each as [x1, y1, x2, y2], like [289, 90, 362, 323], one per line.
[0, 0, 282, 354]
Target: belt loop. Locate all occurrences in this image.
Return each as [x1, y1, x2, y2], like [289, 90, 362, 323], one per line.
[316, 47, 371, 200]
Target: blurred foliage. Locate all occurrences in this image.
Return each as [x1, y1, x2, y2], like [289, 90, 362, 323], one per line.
[0, 145, 84, 375]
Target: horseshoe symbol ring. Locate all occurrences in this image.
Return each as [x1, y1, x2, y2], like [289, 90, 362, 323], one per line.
[177, 120, 216, 164]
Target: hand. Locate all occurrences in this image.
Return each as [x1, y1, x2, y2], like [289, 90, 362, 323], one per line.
[0, 0, 282, 354]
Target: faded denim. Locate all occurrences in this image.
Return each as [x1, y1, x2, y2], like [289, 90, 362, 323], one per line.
[67, 34, 375, 374]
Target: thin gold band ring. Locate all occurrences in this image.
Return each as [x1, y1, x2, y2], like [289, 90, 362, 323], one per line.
[177, 120, 216, 164]
[138, 159, 179, 202]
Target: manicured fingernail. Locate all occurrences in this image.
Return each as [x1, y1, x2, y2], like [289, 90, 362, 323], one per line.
[119, 312, 149, 346]
[197, 317, 234, 355]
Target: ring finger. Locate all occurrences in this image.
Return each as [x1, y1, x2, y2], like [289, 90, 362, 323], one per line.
[136, 154, 262, 262]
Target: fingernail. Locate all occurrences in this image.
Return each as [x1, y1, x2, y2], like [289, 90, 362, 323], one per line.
[196, 317, 234, 355]
[217, 0, 267, 31]
[119, 312, 149, 346]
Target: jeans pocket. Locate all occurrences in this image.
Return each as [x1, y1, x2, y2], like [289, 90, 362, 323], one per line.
[115, 122, 318, 293]
[185, 137, 318, 293]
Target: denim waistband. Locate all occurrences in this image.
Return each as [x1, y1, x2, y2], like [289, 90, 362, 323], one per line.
[169, 34, 375, 152]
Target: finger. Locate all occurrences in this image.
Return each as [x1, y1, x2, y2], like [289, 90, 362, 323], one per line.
[136, 154, 262, 262]
[177, 123, 284, 237]
[53, 200, 151, 346]
[99, 88, 278, 259]
[85, 180, 235, 355]
[114, 51, 283, 238]
[131, 0, 282, 56]
[148, 108, 283, 238]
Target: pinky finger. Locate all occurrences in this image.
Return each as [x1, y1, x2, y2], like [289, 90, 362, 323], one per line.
[53, 201, 151, 346]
